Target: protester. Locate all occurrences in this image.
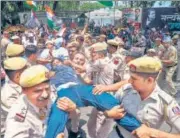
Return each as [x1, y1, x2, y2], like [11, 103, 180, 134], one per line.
[1, 8, 180, 138]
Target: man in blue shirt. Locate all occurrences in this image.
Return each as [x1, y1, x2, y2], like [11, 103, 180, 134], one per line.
[45, 84, 141, 138]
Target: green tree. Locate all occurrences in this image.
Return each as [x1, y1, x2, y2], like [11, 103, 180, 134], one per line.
[55, 1, 80, 11]
[80, 2, 106, 11]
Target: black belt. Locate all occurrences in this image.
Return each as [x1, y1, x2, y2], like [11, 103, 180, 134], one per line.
[166, 63, 177, 68]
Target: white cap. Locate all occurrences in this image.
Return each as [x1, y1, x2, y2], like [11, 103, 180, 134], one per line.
[11, 35, 20, 40]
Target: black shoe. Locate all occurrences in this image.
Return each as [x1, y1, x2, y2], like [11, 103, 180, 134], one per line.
[68, 131, 79, 138]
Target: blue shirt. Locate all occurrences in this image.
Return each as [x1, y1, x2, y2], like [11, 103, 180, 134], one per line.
[50, 65, 82, 88]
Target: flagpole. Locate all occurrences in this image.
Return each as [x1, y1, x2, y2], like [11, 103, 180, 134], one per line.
[114, 1, 115, 26]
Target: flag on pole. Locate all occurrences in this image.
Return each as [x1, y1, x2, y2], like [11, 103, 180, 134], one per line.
[44, 5, 55, 29]
[25, 1, 37, 11]
[98, 1, 113, 7]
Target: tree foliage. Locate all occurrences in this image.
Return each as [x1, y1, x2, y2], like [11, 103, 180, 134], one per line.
[55, 1, 80, 11]
[79, 2, 106, 11]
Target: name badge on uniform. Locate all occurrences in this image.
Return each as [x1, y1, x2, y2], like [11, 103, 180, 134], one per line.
[172, 106, 180, 115]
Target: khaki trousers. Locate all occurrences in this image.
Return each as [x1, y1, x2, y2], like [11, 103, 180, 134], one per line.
[158, 66, 177, 96]
[87, 108, 115, 138]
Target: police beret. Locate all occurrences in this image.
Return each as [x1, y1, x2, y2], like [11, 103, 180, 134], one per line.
[172, 35, 179, 40]
[3, 57, 27, 70]
[6, 43, 24, 56]
[91, 42, 107, 52]
[107, 39, 119, 47]
[128, 57, 162, 74]
[20, 65, 49, 88]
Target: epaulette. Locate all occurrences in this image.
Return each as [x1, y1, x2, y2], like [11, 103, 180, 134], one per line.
[158, 90, 174, 105]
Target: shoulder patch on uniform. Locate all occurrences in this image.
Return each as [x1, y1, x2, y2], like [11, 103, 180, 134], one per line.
[14, 106, 28, 122]
[172, 106, 180, 115]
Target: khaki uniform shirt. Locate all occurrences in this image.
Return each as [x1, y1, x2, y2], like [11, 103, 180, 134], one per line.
[155, 44, 165, 58]
[1, 80, 22, 134]
[5, 95, 49, 138]
[115, 84, 180, 138]
[86, 57, 114, 85]
[117, 48, 126, 57]
[137, 85, 180, 131]
[109, 51, 126, 81]
[162, 45, 178, 67]
[174, 40, 180, 57]
[1, 37, 11, 58]
[1, 80, 22, 111]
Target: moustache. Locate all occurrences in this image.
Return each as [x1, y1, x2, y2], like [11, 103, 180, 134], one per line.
[37, 95, 50, 101]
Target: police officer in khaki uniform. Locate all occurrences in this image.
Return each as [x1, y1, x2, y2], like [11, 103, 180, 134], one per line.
[96, 34, 107, 43]
[107, 39, 125, 82]
[114, 37, 126, 56]
[93, 48, 143, 95]
[154, 37, 165, 58]
[158, 37, 178, 96]
[1, 57, 27, 137]
[86, 43, 115, 138]
[172, 35, 180, 82]
[106, 57, 180, 138]
[92, 49, 143, 138]
[1, 31, 11, 59]
[4, 65, 66, 138]
[128, 57, 180, 138]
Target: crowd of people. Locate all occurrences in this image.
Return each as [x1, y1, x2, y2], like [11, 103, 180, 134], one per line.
[1, 23, 180, 138]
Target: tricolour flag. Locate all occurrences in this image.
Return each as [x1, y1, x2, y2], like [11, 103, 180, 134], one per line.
[44, 5, 55, 29]
[98, 1, 113, 7]
[25, 1, 37, 11]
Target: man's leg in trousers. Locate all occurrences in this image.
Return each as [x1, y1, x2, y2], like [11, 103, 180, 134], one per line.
[45, 85, 141, 138]
[88, 108, 114, 138]
[69, 109, 81, 133]
[87, 108, 98, 138]
[157, 70, 166, 90]
[96, 112, 115, 138]
[165, 66, 177, 96]
[177, 57, 180, 81]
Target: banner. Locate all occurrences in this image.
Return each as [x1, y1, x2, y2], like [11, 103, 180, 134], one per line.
[122, 8, 142, 29]
[142, 7, 180, 31]
[122, 8, 142, 23]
